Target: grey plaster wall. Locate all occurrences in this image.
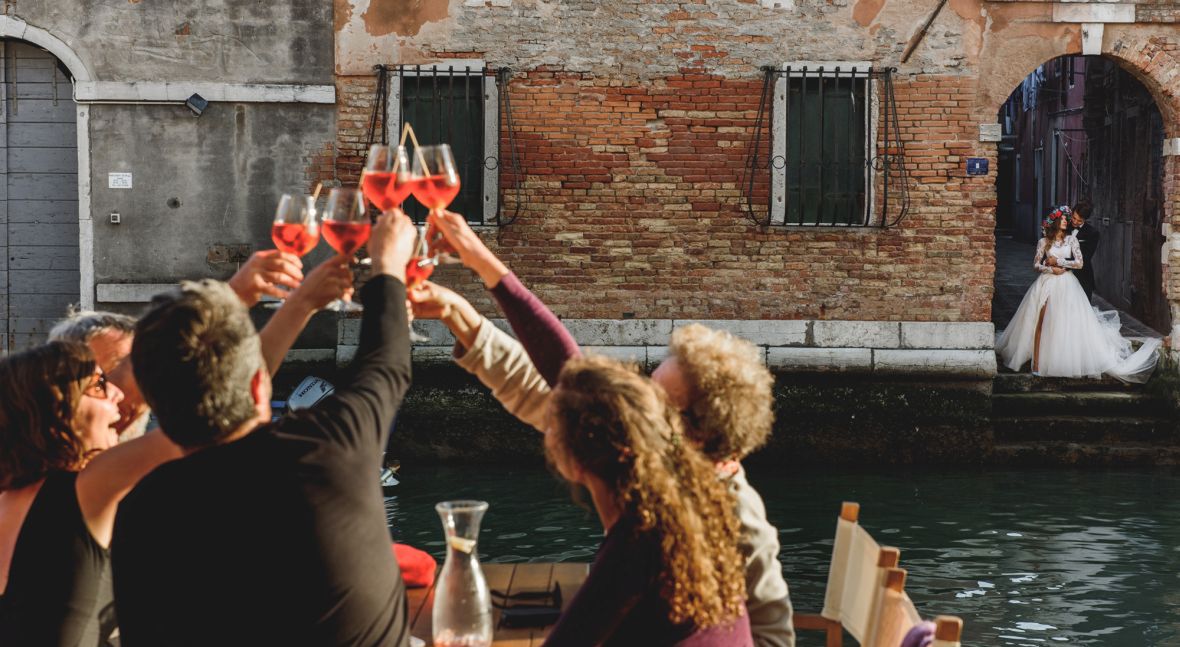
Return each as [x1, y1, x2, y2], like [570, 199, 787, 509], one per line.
[13, 0, 333, 84]
[88, 102, 335, 286]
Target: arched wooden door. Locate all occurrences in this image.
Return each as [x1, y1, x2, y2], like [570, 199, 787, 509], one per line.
[0, 40, 79, 352]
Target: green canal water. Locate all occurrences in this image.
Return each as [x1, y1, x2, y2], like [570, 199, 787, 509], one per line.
[385, 466, 1180, 646]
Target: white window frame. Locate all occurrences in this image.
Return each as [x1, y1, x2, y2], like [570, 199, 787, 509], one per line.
[772, 61, 878, 227]
[386, 60, 499, 226]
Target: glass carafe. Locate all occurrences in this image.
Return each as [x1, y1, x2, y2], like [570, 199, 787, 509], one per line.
[433, 500, 492, 647]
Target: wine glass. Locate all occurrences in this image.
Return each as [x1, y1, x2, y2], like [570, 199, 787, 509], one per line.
[272, 194, 319, 257]
[361, 144, 416, 213]
[405, 225, 436, 344]
[411, 144, 462, 265]
[266, 194, 319, 308]
[321, 187, 370, 312]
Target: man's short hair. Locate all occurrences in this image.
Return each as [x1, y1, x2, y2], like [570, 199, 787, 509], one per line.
[667, 324, 775, 461]
[131, 280, 263, 449]
[1072, 199, 1093, 220]
[48, 308, 137, 344]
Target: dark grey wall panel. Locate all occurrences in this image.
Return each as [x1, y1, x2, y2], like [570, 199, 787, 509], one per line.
[2, 42, 79, 352]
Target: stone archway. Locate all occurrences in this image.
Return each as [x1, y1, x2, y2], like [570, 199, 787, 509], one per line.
[980, 30, 1180, 351]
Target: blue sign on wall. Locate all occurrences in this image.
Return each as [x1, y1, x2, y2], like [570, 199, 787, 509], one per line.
[966, 158, 989, 175]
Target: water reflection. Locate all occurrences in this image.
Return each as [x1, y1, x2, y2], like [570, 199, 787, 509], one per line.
[386, 467, 1180, 646]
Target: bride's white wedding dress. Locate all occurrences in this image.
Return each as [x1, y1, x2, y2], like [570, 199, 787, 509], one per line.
[996, 235, 1161, 383]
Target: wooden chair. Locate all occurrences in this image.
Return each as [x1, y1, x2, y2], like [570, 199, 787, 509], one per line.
[794, 502, 965, 647]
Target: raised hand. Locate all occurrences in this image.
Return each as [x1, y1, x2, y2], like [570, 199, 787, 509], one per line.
[407, 280, 482, 350]
[368, 208, 416, 283]
[287, 254, 354, 312]
[227, 250, 304, 307]
[426, 210, 509, 288]
[408, 280, 464, 320]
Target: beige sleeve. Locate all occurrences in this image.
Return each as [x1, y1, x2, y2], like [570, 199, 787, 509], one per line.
[730, 467, 796, 647]
[452, 317, 552, 432]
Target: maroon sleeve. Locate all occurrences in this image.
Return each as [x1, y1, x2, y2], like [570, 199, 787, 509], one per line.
[541, 525, 653, 647]
[489, 272, 581, 386]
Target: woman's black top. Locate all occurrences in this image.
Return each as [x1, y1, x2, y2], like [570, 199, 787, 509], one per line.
[0, 470, 113, 647]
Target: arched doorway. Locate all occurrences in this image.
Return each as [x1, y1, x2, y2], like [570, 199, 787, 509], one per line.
[0, 39, 79, 351]
[993, 54, 1171, 340]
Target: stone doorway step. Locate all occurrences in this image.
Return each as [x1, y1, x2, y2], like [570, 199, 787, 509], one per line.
[991, 373, 1180, 465]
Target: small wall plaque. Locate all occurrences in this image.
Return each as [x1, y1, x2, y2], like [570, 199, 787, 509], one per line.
[108, 172, 133, 189]
[979, 123, 1002, 143]
[966, 158, 989, 176]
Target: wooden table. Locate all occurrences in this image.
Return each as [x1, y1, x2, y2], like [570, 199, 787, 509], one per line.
[408, 562, 589, 646]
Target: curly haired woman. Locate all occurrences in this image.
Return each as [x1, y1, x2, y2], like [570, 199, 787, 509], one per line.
[413, 210, 792, 645]
[0, 342, 179, 646]
[542, 355, 751, 646]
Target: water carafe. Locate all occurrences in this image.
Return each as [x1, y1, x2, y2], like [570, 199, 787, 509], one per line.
[432, 500, 492, 647]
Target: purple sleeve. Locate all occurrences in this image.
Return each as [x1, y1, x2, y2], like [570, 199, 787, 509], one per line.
[489, 272, 581, 387]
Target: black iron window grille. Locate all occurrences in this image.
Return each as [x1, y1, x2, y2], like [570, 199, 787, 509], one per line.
[743, 65, 909, 228]
[367, 63, 521, 226]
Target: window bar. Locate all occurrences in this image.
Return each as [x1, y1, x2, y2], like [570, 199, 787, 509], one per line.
[431, 65, 441, 145]
[818, 68, 826, 225]
[881, 70, 890, 227]
[497, 67, 522, 226]
[844, 67, 854, 225]
[397, 65, 405, 137]
[479, 68, 490, 224]
[447, 65, 456, 145]
[796, 67, 806, 225]
[463, 69, 474, 222]
[746, 67, 773, 227]
[446, 65, 458, 207]
[780, 66, 791, 226]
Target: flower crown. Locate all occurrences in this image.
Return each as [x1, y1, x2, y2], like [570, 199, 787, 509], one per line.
[1043, 205, 1072, 230]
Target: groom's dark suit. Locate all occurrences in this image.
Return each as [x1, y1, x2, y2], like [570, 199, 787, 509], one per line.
[1071, 222, 1100, 302]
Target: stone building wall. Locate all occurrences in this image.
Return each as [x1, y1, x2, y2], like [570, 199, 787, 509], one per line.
[0, 3, 339, 322]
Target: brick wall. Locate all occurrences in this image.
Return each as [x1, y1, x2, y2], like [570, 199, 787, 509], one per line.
[331, 0, 1180, 348]
[333, 69, 997, 323]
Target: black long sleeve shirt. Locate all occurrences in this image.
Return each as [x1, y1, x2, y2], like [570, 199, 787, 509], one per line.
[112, 275, 412, 647]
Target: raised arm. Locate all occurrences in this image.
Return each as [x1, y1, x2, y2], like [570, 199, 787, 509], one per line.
[428, 210, 581, 386]
[76, 430, 183, 548]
[296, 211, 416, 452]
[411, 280, 552, 431]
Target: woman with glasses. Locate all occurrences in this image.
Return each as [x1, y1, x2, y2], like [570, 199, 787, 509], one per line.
[0, 341, 180, 646]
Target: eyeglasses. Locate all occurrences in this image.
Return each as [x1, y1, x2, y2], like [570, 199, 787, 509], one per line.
[85, 372, 109, 398]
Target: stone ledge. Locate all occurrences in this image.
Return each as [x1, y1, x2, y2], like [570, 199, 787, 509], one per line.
[563, 319, 672, 346]
[901, 322, 995, 350]
[813, 321, 900, 348]
[674, 319, 808, 346]
[767, 347, 873, 372]
[873, 350, 997, 378]
[581, 346, 647, 364]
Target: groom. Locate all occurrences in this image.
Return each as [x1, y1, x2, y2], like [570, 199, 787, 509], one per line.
[1069, 200, 1100, 302]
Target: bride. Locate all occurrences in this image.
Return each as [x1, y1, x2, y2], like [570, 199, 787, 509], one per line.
[996, 205, 1160, 383]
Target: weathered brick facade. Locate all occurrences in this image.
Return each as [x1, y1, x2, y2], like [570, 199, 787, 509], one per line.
[330, 0, 1180, 352]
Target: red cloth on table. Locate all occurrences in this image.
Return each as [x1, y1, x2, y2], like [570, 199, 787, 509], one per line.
[393, 543, 437, 588]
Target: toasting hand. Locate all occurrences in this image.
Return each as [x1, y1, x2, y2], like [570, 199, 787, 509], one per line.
[368, 209, 417, 283]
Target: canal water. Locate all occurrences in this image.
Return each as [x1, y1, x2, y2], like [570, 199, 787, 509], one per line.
[386, 466, 1180, 646]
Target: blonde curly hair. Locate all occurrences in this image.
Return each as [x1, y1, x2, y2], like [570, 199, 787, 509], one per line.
[666, 324, 775, 461]
[550, 355, 747, 630]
